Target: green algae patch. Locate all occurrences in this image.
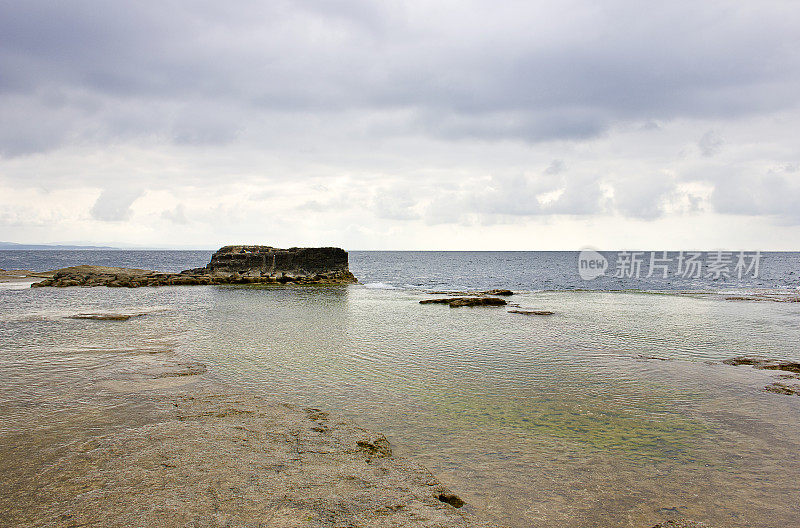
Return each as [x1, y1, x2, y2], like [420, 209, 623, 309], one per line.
[431, 392, 710, 463]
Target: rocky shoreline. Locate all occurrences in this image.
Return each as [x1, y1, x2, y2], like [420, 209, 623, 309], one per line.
[29, 245, 358, 288]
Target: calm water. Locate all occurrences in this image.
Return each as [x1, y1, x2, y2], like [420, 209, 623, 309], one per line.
[2, 251, 800, 527]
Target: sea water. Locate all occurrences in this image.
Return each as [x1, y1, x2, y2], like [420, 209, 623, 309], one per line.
[1, 250, 799, 527]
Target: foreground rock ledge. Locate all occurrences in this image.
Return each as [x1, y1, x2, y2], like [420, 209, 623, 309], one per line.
[8, 393, 486, 528]
[32, 245, 358, 288]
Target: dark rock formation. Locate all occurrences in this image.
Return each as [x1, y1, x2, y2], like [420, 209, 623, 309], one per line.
[419, 297, 507, 307]
[31, 246, 357, 288]
[508, 309, 554, 316]
[207, 245, 350, 277]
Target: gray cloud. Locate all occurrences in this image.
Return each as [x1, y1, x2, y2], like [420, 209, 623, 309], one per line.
[612, 175, 676, 220]
[711, 168, 800, 224]
[544, 160, 566, 176]
[698, 131, 724, 157]
[161, 204, 188, 224]
[90, 188, 142, 221]
[1, 1, 798, 156]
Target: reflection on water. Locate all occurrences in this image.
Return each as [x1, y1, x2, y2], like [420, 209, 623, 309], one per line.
[1, 283, 799, 527]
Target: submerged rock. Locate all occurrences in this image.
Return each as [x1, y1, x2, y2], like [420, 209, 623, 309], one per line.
[508, 309, 554, 316]
[420, 297, 507, 307]
[650, 520, 709, 528]
[68, 313, 133, 321]
[722, 356, 800, 374]
[155, 361, 208, 378]
[723, 356, 800, 396]
[31, 246, 358, 288]
[764, 382, 800, 396]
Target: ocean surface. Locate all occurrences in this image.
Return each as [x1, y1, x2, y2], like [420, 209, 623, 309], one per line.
[2, 250, 798, 292]
[2, 250, 800, 527]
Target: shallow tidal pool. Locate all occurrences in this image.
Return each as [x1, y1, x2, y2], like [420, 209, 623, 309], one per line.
[1, 283, 799, 527]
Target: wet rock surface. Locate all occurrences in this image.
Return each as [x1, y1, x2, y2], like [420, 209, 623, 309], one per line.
[2, 392, 485, 528]
[420, 297, 508, 307]
[30, 246, 358, 288]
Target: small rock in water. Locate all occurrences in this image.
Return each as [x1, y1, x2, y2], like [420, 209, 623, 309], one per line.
[508, 309, 554, 316]
[634, 354, 671, 361]
[479, 289, 513, 296]
[419, 297, 507, 307]
[650, 520, 708, 528]
[725, 296, 764, 301]
[438, 491, 465, 508]
[68, 313, 133, 321]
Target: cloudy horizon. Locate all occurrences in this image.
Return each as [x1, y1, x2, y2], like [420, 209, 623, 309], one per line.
[1, 0, 799, 250]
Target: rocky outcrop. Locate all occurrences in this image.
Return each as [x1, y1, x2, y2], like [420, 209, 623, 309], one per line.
[419, 297, 507, 307]
[207, 245, 351, 278]
[31, 246, 357, 288]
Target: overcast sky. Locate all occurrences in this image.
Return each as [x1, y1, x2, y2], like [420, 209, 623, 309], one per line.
[1, 0, 799, 249]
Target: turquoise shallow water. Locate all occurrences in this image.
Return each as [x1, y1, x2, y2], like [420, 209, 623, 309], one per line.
[1, 280, 799, 527]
